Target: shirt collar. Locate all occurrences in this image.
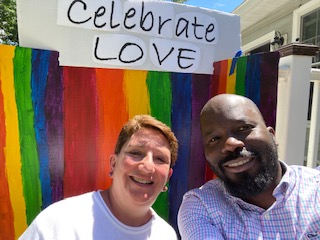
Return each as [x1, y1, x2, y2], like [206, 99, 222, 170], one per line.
[225, 161, 295, 211]
[273, 161, 294, 199]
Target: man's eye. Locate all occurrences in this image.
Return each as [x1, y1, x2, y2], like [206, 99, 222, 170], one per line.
[238, 125, 253, 131]
[209, 136, 220, 143]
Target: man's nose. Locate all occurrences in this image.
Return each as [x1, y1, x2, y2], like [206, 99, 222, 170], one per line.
[221, 136, 245, 154]
[139, 153, 155, 173]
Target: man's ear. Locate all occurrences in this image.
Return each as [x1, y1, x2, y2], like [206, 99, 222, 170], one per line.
[267, 127, 278, 144]
[267, 126, 275, 135]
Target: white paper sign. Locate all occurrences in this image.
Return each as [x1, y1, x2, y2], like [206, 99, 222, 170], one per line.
[17, 0, 241, 74]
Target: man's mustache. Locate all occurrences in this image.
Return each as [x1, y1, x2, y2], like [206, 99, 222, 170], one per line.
[222, 148, 255, 165]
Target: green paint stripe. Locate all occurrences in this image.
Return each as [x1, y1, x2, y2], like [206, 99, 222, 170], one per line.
[235, 56, 247, 96]
[146, 71, 172, 221]
[146, 71, 172, 127]
[13, 47, 42, 224]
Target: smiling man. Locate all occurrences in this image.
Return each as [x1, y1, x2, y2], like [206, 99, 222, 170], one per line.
[178, 94, 320, 239]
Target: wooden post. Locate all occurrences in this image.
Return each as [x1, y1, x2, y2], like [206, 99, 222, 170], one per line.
[276, 43, 319, 166]
[306, 69, 320, 168]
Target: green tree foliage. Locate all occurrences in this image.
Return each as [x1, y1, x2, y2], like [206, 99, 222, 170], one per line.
[0, 0, 18, 45]
[171, 0, 188, 3]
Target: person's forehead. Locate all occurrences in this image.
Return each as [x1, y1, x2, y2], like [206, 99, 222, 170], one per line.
[127, 128, 169, 146]
[201, 102, 263, 131]
[207, 99, 258, 117]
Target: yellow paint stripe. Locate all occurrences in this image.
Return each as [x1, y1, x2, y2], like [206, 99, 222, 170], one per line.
[226, 58, 236, 93]
[124, 70, 150, 117]
[0, 45, 27, 237]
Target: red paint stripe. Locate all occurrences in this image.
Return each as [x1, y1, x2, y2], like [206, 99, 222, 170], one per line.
[189, 74, 211, 189]
[63, 67, 99, 197]
[205, 61, 225, 182]
[218, 60, 228, 94]
[0, 75, 15, 240]
[95, 68, 128, 189]
[211, 61, 220, 96]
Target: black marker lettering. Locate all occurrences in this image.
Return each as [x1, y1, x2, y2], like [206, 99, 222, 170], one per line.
[177, 48, 196, 69]
[152, 43, 174, 65]
[158, 16, 172, 35]
[124, 8, 136, 30]
[110, 1, 120, 29]
[68, 0, 91, 24]
[94, 37, 117, 61]
[94, 6, 106, 28]
[176, 18, 189, 38]
[205, 23, 215, 42]
[140, 1, 154, 32]
[119, 43, 144, 63]
[192, 17, 204, 40]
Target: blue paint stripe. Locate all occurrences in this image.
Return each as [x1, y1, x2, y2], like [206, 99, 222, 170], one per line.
[169, 72, 192, 233]
[245, 53, 261, 106]
[31, 49, 52, 209]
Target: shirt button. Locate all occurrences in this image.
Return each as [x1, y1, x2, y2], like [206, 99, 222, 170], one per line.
[264, 213, 270, 220]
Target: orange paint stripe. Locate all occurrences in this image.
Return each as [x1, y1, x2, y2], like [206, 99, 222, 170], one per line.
[95, 68, 128, 189]
[217, 60, 228, 94]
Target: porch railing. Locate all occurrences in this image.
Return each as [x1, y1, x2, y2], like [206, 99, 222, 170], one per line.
[276, 43, 319, 167]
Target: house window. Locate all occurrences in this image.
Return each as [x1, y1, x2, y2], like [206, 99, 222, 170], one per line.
[301, 8, 320, 67]
[301, 8, 320, 122]
[247, 43, 270, 55]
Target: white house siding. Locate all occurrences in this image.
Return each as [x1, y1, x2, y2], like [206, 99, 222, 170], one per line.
[234, 0, 312, 53]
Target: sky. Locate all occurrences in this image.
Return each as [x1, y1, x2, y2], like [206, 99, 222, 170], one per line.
[183, 0, 244, 13]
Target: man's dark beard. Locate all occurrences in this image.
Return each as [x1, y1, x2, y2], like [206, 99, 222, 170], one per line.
[213, 142, 279, 199]
[223, 156, 278, 198]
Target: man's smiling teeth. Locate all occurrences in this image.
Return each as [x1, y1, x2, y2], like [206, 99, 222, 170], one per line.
[227, 159, 250, 167]
[132, 176, 152, 184]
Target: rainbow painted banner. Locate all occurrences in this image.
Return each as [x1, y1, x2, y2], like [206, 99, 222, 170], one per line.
[0, 44, 280, 239]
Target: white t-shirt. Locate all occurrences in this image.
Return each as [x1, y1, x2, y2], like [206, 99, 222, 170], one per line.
[19, 191, 177, 240]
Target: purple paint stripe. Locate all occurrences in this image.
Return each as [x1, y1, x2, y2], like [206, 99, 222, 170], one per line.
[45, 51, 64, 202]
[189, 74, 211, 189]
[169, 72, 192, 233]
[31, 49, 52, 209]
[260, 52, 280, 128]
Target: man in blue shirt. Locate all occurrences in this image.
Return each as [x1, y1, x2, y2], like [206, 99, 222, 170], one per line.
[178, 94, 320, 239]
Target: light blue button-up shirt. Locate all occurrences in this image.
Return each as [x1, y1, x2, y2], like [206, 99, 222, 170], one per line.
[178, 162, 320, 239]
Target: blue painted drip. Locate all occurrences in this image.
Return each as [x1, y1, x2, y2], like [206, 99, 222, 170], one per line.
[31, 49, 52, 209]
[245, 53, 261, 107]
[229, 50, 242, 76]
[169, 72, 192, 234]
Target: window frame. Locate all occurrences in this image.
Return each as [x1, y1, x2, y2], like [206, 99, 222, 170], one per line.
[292, 0, 320, 42]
